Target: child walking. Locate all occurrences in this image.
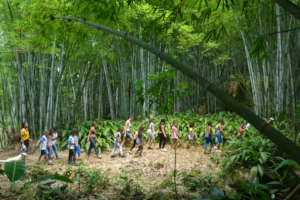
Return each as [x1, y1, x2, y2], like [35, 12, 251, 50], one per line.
[129, 130, 138, 154]
[38, 130, 51, 165]
[20, 121, 30, 152]
[51, 128, 59, 159]
[135, 126, 144, 157]
[204, 122, 214, 153]
[215, 120, 224, 152]
[122, 116, 133, 147]
[46, 131, 53, 161]
[68, 129, 77, 164]
[111, 128, 125, 158]
[186, 122, 195, 149]
[19, 136, 27, 153]
[237, 123, 247, 137]
[158, 119, 167, 152]
[171, 120, 179, 149]
[147, 119, 155, 150]
[87, 127, 101, 159]
[74, 130, 81, 160]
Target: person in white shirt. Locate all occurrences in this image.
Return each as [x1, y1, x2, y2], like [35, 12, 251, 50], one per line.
[51, 128, 59, 159]
[111, 128, 125, 158]
[121, 116, 133, 147]
[147, 119, 155, 150]
[68, 129, 77, 164]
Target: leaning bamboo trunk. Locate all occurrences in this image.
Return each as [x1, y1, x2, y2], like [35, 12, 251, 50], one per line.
[55, 16, 300, 163]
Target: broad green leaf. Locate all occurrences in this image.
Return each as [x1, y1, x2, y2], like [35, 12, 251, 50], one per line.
[4, 161, 26, 182]
[274, 159, 300, 171]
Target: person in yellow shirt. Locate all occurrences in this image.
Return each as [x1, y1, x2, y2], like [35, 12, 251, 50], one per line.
[20, 121, 30, 152]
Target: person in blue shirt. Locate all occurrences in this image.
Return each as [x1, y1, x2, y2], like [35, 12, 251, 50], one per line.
[37, 130, 51, 164]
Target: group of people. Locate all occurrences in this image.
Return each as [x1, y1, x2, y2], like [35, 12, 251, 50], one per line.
[110, 117, 227, 158]
[66, 127, 102, 164]
[20, 115, 265, 165]
[20, 122, 59, 164]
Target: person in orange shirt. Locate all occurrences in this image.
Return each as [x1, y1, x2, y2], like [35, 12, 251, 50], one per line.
[20, 121, 30, 152]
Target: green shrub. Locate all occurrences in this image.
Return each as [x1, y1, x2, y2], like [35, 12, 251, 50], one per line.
[119, 176, 145, 200]
[181, 170, 217, 193]
[221, 133, 278, 176]
[58, 112, 245, 151]
[81, 169, 110, 192]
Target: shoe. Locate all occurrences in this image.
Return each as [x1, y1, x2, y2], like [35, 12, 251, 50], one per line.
[111, 155, 116, 158]
[129, 151, 132, 154]
[162, 148, 167, 152]
[216, 150, 222, 152]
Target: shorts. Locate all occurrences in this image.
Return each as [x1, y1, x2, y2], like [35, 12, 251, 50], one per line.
[114, 142, 121, 148]
[215, 132, 222, 144]
[204, 135, 214, 147]
[24, 139, 30, 149]
[148, 134, 154, 140]
[41, 149, 48, 156]
[20, 145, 27, 152]
[147, 130, 155, 140]
[126, 131, 131, 138]
[75, 146, 81, 154]
[136, 138, 142, 145]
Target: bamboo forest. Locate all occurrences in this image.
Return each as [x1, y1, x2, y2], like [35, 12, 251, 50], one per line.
[0, 0, 300, 199]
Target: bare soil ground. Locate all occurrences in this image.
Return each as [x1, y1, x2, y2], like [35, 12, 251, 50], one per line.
[0, 144, 218, 198]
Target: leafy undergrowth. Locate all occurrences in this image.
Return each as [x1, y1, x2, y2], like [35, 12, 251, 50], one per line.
[58, 111, 297, 152]
[1, 112, 299, 199]
[1, 163, 227, 200]
[58, 112, 246, 151]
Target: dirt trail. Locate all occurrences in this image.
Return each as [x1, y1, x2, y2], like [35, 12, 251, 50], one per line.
[0, 145, 217, 188]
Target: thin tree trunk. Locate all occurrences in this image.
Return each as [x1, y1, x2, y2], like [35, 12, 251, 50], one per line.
[97, 69, 103, 119]
[46, 42, 56, 129]
[16, 52, 26, 122]
[103, 60, 115, 119]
